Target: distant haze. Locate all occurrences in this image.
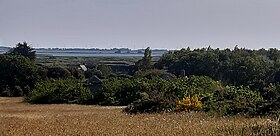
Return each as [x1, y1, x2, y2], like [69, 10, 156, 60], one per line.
[1, 0, 280, 49]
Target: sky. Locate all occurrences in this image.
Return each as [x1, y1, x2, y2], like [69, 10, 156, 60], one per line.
[0, 0, 280, 49]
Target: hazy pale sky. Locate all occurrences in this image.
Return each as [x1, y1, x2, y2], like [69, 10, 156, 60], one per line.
[0, 0, 280, 49]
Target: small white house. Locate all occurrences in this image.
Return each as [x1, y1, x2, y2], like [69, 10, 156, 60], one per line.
[79, 64, 87, 71]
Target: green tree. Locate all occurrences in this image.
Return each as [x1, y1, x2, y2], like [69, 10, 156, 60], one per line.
[136, 47, 152, 71]
[0, 55, 38, 96]
[7, 42, 36, 60]
[98, 64, 112, 78]
[156, 47, 277, 89]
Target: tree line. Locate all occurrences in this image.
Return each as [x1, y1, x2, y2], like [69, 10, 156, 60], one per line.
[156, 46, 280, 89]
[0, 43, 279, 116]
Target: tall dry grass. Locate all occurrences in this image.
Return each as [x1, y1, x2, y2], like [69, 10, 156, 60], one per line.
[0, 97, 279, 136]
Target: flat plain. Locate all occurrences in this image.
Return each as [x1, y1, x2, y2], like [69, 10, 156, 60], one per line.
[0, 97, 279, 136]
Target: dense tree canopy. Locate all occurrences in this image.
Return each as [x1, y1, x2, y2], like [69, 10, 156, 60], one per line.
[156, 47, 280, 89]
[0, 55, 38, 96]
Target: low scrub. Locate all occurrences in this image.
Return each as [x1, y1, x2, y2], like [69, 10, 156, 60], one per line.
[134, 69, 176, 79]
[122, 77, 267, 115]
[124, 91, 176, 114]
[94, 78, 150, 106]
[95, 76, 221, 113]
[25, 79, 93, 104]
[202, 86, 263, 115]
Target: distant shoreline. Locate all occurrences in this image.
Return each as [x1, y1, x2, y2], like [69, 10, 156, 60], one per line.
[0, 47, 167, 57]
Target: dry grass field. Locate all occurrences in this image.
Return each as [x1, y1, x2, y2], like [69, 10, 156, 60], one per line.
[0, 97, 279, 136]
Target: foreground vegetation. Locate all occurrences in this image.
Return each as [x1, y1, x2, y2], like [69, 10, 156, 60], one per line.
[0, 97, 279, 136]
[1, 42, 280, 117]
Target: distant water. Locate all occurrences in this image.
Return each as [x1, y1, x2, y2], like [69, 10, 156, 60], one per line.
[37, 52, 164, 57]
[1, 48, 166, 57]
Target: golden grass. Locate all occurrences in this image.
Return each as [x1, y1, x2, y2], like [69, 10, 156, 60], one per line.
[0, 97, 279, 136]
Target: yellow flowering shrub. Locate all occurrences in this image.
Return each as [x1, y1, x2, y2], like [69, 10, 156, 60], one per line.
[175, 96, 202, 112]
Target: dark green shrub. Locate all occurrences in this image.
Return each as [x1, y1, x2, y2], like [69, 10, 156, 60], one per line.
[36, 65, 48, 79]
[169, 76, 222, 98]
[124, 76, 221, 114]
[67, 67, 85, 79]
[97, 64, 112, 78]
[95, 78, 150, 105]
[257, 83, 280, 115]
[124, 91, 176, 114]
[134, 69, 176, 79]
[109, 73, 133, 79]
[25, 79, 93, 104]
[85, 69, 103, 79]
[0, 55, 38, 96]
[93, 78, 123, 105]
[115, 78, 146, 105]
[95, 76, 222, 113]
[156, 47, 276, 90]
[47, 67, 71, 79]
[202, 86, 263, 115]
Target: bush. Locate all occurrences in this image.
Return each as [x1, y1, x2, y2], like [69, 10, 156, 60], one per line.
[175, 96, 203, 112]
[47, 67, 71, 79]
[93, 78, 123, 105]
[202, 86, 263, 115]
[36, 65, 48, 79]
[134, 69, 176, 79]
[97, 64, 112, 78]
[99, 76, 272, 115]
[257, 83, 280, 115]
[124, 91, 176, 114]
[123, 77, 265, 115]
[25, 79, 93, 104]
[85, 69, 103, 79]
[67, 67, 85, 79]
[0, 55, 38, 96]
[169, 76, 222, 98]
[93, 76, 221, 113]
[94, 78, 150, 105]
